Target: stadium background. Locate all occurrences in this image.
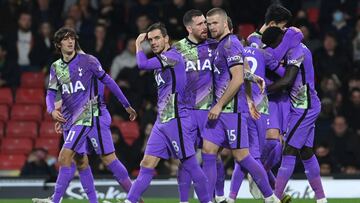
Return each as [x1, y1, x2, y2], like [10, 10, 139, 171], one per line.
[0, 0, 359, 201]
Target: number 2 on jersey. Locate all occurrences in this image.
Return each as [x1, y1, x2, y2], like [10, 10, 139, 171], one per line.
[245, 56, 258, 74]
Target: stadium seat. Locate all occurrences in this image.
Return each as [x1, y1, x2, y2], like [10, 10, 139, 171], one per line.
[238, 23, 255, 39]
[35, 138, 60, 156]
[39, 121, 58, 138]
[0, 154, 27, 170]
[6, 121, 38, 139]
[43, 110, 53, 121]
[1, 137, 33, 155]
[0, 105, 9, 122]
[15, 88, 44, 105]
[20, 72, 45, 88]
[114, 121, 140, 146]
[10, 104, 42, 122]
[0, 88, 13, 105]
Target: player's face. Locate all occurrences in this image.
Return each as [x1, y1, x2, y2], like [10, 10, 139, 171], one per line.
[59, 34, 76, 54]
[147, 29, 168, 54]
[189, 15, 208, 41]
[207, 14, 225, 39]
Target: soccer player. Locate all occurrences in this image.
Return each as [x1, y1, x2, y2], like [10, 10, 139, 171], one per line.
[247, 5, 294, 193]
[124, 22, 211, 203]
[44, 27, 137, 203]
[172, 10, 225, 203]
[262, 26, 327, 203]
[201, 8, 280, 203]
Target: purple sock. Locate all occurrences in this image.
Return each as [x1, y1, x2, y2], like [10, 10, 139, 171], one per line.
[229, 161, 245, 200]
[302, 155, 326, 199]
[267, 170, 276, 190]
[182, 155, 211, 203]
[79, 167, 98, 203]
[202, 153, 217, 198]
[238, 155, 272, 198]
[275, 155, 296, 199]
[215, 158, 225, 197]
[53, 166, 73, 203]
[262, 139, 282, 170]
[127, 166, 154, 203]
[177, 163, 191, 202]
[107, 159, 132, 192]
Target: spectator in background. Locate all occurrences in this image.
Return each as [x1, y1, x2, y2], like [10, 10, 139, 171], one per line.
[343, 88, 360, 133]
[327, 9, 353, 46]
[192, 0, 211, 14]
[0, 0, 22, 34]
[128, 0, 159, 27]
[82, 23, 115, 72]
[352, 17, 360, 69]
[315, 144, 337, 175]
[315, 98, 335, 144]
[78, 0, 96, 21]
[162, 0, 189, 40]
[130, 13, 152, 37]
[110, 37, 137, 80]
[97, 0, 125, 38]
[327, 115, 358, 171]
[314, 32, 351, 83]
[20, 148, 57, 177]
[0, 41, 19, 87]
[63, 17, 76, 30]
[319, 75, 342, 100]
[66, 4, 94, 40]
[29, 21, 55, 72]
[7, 12, 35, 71]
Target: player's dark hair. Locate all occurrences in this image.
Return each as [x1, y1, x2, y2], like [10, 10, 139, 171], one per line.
[53, 27, 81, 53]
[206, 7, 227, 18]
[227, 16, 233, 31]
[183, 9, 203, 26]
[264, 4, 292, 25]
[261, 26, 284, 48]
[146, 22, 168, 37]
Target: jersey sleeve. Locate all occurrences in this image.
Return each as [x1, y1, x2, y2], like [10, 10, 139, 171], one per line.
[48, 64, 59, 91]
[247, 32, 263, 48]
[88, 55, 107, 79]
[156, 49, 181, 68]
[286, 44, 304, 68]
[224, 36, 244, 69]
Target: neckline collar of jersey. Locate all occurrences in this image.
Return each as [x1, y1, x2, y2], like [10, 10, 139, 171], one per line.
[185, 37, 204, 45]
[218, 33, 231, 43]
[61, 52, 78, 64]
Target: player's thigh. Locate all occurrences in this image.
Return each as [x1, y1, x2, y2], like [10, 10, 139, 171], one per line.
[159, 116, 196, 159]
[87, 112, 115, 155]
[145, 122, 171, 160]
[248, 116, 260, 158]
[202, 117, 224, 154]
[62, 125, 91, 156]
[222, 113, 249, 150]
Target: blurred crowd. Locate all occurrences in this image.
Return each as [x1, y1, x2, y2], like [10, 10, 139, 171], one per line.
[0, 0, 359, 178]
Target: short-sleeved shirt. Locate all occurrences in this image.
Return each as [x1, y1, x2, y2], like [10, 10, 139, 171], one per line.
[213, 34, 248, 113]
[48, 53, 107, 130]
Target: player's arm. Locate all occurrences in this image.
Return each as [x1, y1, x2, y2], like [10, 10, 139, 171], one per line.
[209, 64, 243, 120]
[89, 56, 137, 121]
[46, 66, 66, 122]
[135, 33, 165, 70]
[266, 65, 298, 94]
[245, 80, 260, 120]
[271, 27, 303, 60]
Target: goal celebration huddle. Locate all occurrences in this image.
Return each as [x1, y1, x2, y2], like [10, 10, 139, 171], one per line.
[36, 4, 327, 203]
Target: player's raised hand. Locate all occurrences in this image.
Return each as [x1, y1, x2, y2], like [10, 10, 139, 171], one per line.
[248, 102, 261, 120]
[51, 110, 66, 123]
[208, 104, 222, 120]
[126, 107, 137, 121]
[136, 33, 147, 47]
[54, 122, 63, 134]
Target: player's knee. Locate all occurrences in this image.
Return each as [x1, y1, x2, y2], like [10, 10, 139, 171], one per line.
[58, 148, 74, 166]
[300, 146, 314, 160]
[140, 155, 159, 169]
[201, 140, 219, 154]
[282, 144, 299, 156]
[101, 152, 117, 166]
[233, 148, 249, 162]
[74, 154, 88, 170]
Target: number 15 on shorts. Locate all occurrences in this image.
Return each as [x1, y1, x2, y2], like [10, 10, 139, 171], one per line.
[227, 129, 236, 142]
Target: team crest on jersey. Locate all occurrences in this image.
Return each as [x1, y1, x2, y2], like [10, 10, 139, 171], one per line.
[78, 67, 83, 77]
